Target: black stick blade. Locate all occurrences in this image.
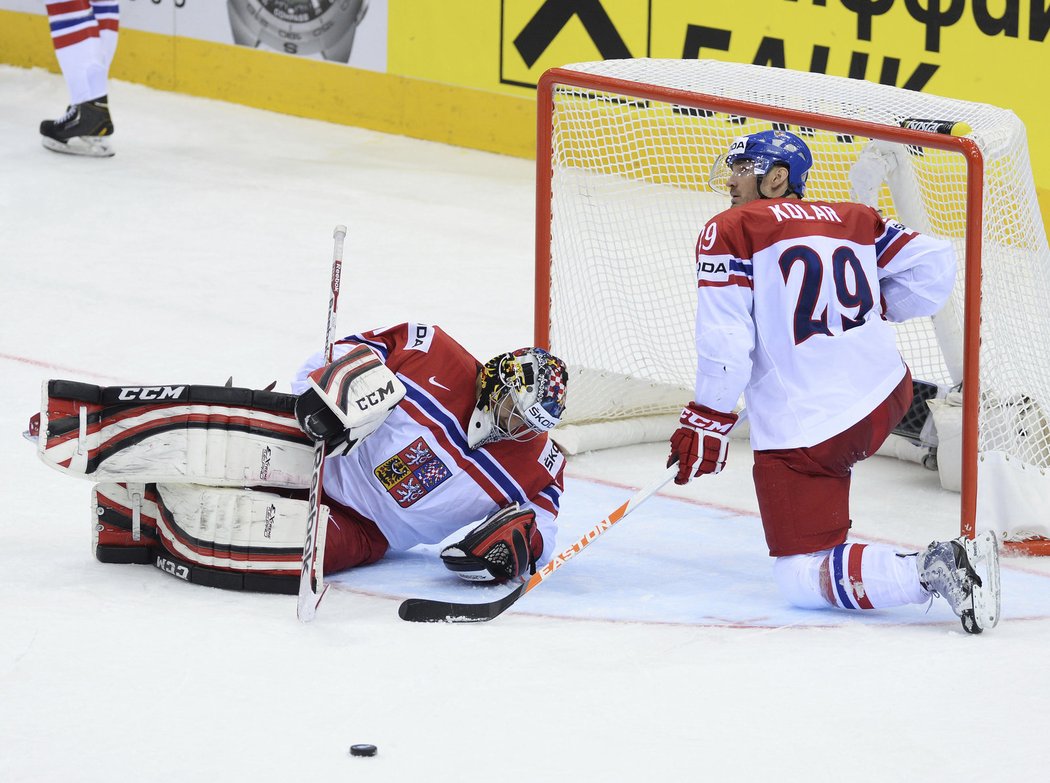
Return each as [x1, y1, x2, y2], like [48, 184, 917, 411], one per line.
[398, 584, 526, 623]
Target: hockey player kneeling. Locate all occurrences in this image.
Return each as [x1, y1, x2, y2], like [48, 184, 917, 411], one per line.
[31, 323, 568, 594]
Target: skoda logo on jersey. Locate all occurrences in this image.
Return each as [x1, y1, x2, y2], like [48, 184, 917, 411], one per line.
[699, 261, 728, 274]
[408, 323, 435, 352]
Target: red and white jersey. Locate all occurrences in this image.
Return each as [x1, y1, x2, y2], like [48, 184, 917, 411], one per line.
[292, 324, 565, 559]
[693, 198, 956, 450]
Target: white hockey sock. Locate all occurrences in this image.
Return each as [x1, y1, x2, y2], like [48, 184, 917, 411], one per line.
[46, 1, 107, 104]
[774, 543, 928, 612]
[89, 1, 119, 69]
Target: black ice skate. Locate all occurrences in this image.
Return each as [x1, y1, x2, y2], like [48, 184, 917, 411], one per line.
[40, 96, 114, 157]
[919, 531, 1001, 633]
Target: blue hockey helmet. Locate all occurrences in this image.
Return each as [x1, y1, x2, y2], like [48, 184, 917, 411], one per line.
[714, 130, 813, 198]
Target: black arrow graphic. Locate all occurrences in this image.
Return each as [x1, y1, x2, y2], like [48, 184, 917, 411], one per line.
[514, 0, 632, 68]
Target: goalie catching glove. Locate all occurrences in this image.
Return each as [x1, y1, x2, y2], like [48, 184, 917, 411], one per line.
[441, 504, 543, 583]
[668, 402, 738, 485]
[294, 344, 406, 455]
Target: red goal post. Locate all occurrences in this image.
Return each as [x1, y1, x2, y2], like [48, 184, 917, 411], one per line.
[534, 59, 1050, 555]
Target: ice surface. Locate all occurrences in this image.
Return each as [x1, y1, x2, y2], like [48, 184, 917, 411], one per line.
[2, 66, 1049, 782]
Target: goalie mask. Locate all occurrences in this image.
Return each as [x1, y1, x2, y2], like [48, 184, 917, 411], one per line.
[709, 129, 813, 198]
[467, 348, 568, 449]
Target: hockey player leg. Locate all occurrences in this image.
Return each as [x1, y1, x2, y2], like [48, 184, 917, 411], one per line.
[774, 543, 930, 612]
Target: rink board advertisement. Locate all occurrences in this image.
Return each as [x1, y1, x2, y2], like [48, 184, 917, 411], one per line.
[1, 0, 1048, 221]
[0, 0, 388, 71]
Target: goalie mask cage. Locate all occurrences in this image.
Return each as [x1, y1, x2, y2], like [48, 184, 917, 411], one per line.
[535, 59, 1050, 555]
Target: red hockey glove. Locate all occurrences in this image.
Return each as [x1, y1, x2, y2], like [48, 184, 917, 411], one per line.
[667, 402, 738, 485]
[440, 505, 543, 583]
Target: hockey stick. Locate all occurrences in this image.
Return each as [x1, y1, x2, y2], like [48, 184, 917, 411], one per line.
[398, 464, 678, 623]
[297, 224, 347, 622]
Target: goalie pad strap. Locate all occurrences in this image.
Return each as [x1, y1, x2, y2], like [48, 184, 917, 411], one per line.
[39, 380, 314, 487]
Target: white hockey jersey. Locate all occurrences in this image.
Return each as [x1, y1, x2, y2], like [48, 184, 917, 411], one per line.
[292, 324, 565, 560]
[693, 198, 956, 450]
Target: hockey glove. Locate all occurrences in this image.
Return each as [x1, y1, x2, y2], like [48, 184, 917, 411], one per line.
[667, 402, 738, 485]
[440, 505, 543, 583]
[294, 344, 406, 455]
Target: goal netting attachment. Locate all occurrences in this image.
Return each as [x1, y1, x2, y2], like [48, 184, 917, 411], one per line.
[535, 59, 1050, 554]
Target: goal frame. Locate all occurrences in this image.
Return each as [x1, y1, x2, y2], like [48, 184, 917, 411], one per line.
[534, 65, 1047, 557]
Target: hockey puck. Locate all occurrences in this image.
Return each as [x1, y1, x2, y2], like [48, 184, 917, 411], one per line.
[349, 744, 377, 757]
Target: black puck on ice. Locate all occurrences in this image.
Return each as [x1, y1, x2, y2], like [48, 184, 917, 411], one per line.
[349, 744, 378, 757]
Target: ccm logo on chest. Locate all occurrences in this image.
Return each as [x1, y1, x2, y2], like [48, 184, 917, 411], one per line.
[117, 386, 187, 401]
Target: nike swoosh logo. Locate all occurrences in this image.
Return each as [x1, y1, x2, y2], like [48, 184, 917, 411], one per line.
[428, 376, 450, 391]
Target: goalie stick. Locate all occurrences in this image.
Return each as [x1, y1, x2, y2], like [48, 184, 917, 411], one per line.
[297, 225, 347, 622]
[398, 464, 678, 623]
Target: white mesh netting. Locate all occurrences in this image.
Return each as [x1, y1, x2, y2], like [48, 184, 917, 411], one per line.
[541, 59, 1050, 534]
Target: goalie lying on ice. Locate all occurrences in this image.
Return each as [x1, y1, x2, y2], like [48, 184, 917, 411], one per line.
[31, 323, 569, 593]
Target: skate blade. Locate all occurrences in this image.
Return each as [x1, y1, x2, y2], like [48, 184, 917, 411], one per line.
[965, 531, 1001, 630]
[41, 135, 115, 158]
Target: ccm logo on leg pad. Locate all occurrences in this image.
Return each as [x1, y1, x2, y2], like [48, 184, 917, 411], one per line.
[117, 386, 187, 402]
[154, 555, 190, 581]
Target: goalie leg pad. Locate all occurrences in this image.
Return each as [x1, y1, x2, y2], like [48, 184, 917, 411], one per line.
[440, 505, 543, 583]
[91, 482, 307, 594]
[153, 483, 310, 576]
[37, 379, 314, 487]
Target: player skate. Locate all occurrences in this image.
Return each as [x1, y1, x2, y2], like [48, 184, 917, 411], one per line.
[40, 96, 114, 157]
[919, 531, 1001, 633]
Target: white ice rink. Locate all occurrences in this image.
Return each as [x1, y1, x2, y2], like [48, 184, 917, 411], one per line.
[2, 65, 1049, 782]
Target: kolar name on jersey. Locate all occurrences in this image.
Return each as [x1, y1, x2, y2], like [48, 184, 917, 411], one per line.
[767, 202, 843, 224]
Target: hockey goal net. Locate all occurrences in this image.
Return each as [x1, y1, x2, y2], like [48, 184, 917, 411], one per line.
[535, 59, 1050, 554]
